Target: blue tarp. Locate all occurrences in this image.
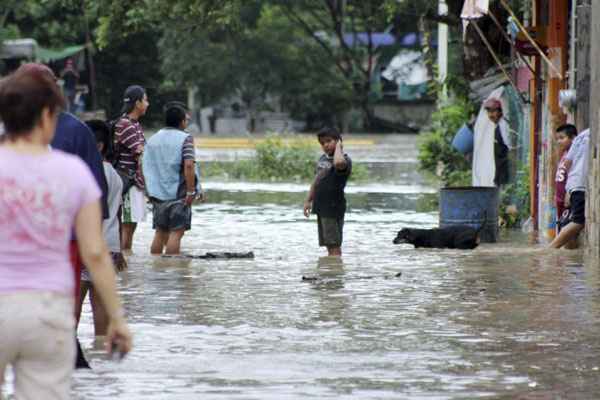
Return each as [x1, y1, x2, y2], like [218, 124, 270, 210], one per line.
[342, 33, 395, 47]
[342, 32, 436, 48]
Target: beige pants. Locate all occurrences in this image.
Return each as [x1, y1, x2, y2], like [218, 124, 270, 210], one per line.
[0, 292, 75, 400]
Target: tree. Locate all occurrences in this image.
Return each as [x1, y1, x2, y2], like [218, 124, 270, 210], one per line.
[271, 0, 404, 127]
[1, 0, 173, 119]
[391, 0, 512, 82]
[95, 0, 402, 128]
[158, 4, 352, 129]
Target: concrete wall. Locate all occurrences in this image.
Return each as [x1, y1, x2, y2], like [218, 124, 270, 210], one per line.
[373, 101, 435, 131]
[215, 118, 247, 135]
[586, 1, 600, 260]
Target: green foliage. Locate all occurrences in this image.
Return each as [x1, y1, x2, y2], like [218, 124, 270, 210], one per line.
[255, 136, 318, 180]
[93, 0, 406, 127]
[204, 135, 368, 182]
[499, 162, 530, 228]
[418, 99, 474, 187]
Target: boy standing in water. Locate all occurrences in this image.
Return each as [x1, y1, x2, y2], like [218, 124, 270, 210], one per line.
[303, 127, 352, 256]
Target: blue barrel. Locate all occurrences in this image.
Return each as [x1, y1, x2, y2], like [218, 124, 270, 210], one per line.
[439, 187, 499, 243]
[451, 124, 474, 154]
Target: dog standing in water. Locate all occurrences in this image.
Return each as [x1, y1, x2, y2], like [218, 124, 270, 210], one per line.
[393, 225, 481, 249]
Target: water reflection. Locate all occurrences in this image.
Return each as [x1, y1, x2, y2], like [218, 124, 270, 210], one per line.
[309, 257, 348, 323]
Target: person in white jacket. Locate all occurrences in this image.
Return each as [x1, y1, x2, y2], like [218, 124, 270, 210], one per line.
[472, 97, 512, 187]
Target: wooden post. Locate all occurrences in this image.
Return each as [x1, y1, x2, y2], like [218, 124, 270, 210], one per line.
[586, 0, 600, 260]
[531, 56, 541, 232]
[537, 0, 568, 241]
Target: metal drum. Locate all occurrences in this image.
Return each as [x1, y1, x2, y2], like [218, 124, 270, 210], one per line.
[439, 186, 499, 243]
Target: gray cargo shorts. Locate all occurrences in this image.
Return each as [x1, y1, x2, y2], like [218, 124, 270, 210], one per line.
[151, 198, 192, 231]
[317, 215, 344, 247]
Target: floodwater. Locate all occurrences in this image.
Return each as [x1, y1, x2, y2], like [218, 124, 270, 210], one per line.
[5, 135, 593, 399]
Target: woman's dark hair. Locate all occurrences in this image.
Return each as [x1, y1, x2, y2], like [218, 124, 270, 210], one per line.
[165, 102, 187, 128]
[317, 126, 341, 141]
[86, 119, 114, 161]
[556, 124, 578, 139]
[0, 68, 65, 137]
[120, 85, 146, 115]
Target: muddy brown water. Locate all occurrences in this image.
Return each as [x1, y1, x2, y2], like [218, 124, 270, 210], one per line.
[3, 135, 593, 399]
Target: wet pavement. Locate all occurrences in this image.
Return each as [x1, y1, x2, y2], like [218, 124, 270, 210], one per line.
[6, 134, 593, 399]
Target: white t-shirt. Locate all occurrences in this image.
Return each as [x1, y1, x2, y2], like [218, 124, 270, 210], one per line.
[103, 161, 123, 252]
[565, 128, 590, 193]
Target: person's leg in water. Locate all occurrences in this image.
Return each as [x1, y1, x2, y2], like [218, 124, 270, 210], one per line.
[165, 229, 186, 255]
[318, 216, 343, 257]
[75, 272, 109, 336]
[550, 222, 584, 248]
[121, 222, 137, 251]
[550, 191, 585, 249]
[327, 246, 342, 257]
[151, 229, 169, 254]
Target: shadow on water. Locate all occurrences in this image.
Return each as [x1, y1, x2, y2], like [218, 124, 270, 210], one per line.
[57, 135, 600, 400]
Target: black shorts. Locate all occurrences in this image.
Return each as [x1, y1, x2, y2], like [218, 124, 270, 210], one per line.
[317, 215, 344, 247]
[570, 191, 586, 225]
[152, 199, 192, 231]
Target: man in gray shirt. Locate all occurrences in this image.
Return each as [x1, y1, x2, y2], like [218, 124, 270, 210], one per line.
[550, 128, 589, 248]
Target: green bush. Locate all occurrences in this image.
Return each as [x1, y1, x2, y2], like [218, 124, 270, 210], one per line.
[418, 99, 474, 187]
[255, 136, 317, 180]
[499, 162, 530, 228]
[203, 135, 368, 182]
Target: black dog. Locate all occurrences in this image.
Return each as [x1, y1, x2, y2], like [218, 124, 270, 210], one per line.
[393, 225, 480, 249]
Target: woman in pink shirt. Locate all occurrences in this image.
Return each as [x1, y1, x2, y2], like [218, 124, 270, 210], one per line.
[0, 68, 132, 399]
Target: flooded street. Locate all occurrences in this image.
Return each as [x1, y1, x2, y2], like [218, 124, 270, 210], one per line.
[68, 135, 593, 398]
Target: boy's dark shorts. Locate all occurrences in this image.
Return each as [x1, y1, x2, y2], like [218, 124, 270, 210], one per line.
[152, 198, 192, 231]
[569, 191, 586, 225]
[317, 215, 344, 247]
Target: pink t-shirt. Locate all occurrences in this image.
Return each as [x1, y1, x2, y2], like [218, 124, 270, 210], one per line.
[0, 147, 101, 294]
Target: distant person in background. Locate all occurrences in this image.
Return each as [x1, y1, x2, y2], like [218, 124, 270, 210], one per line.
[60, 58, 79, 112]
[472, 97, 512, 187]
[113, 85, 149, 252]
[76, 120, 127, 336]
[143, 102, 204, 255]
[72, 85, 88, 114]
